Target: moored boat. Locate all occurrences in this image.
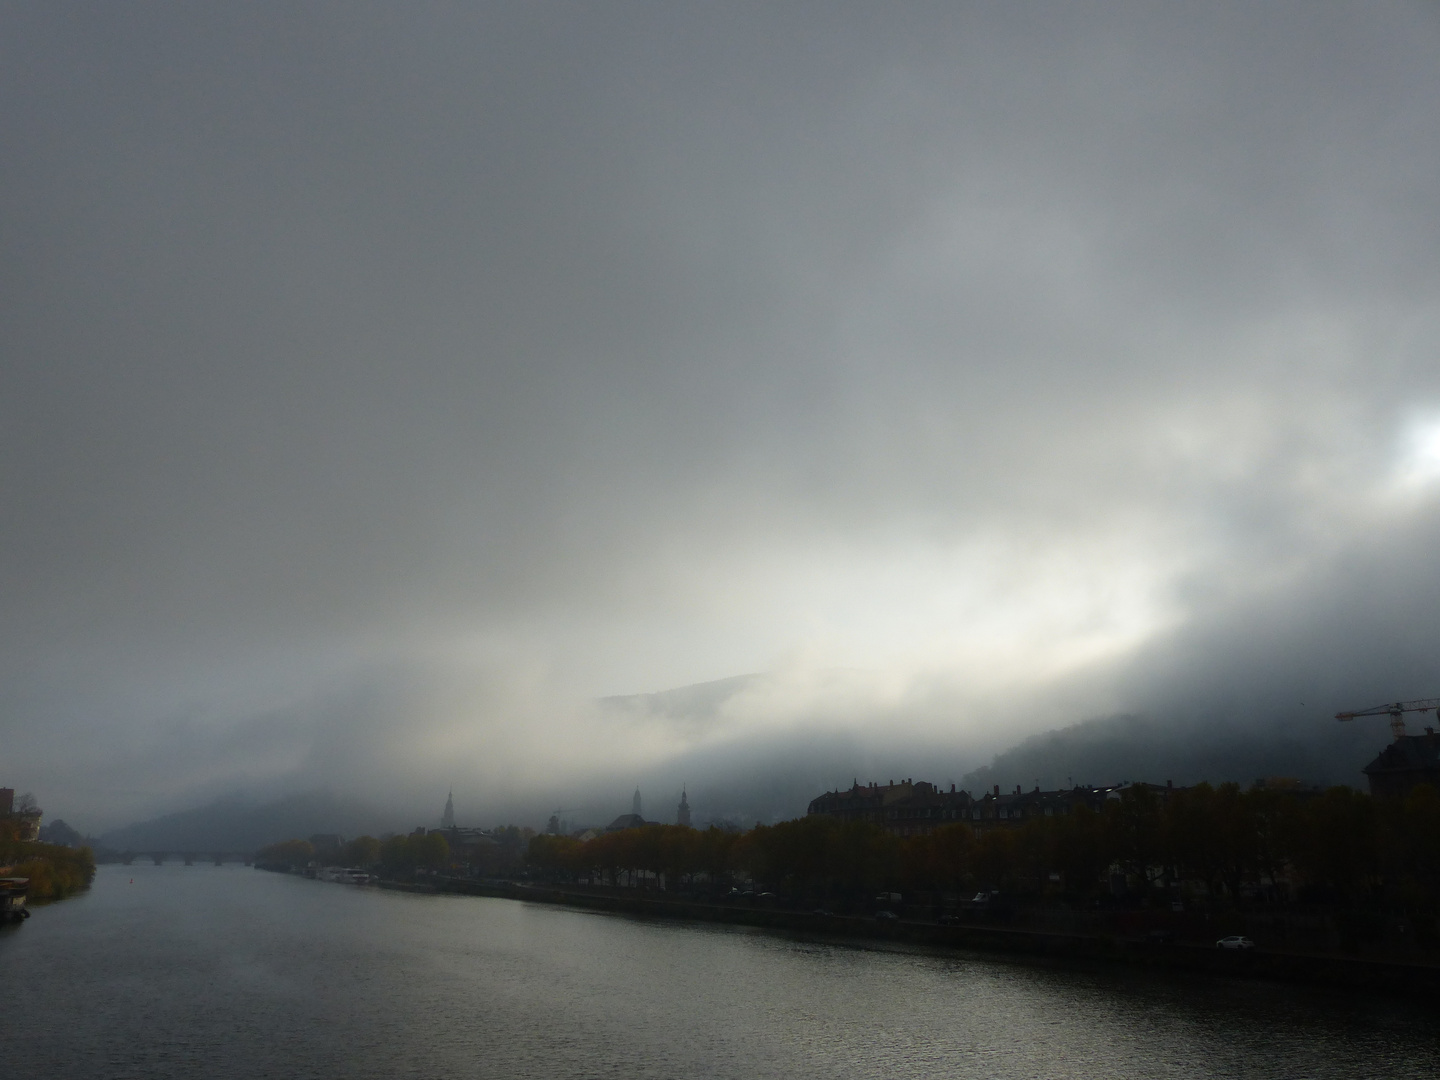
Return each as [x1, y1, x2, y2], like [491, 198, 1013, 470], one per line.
[0, 877, 30, 922]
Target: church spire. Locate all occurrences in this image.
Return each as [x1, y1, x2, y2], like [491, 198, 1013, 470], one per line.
[442, 788, 455, 829]
[677, 786, 691, 828]
[632, 787, 643, 817]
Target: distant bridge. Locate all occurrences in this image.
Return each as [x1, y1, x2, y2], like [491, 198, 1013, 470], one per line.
[118, 851, 254, 867]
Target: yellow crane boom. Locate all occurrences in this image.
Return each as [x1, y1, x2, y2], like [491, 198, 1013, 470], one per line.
[1335, 699, 1440, 741]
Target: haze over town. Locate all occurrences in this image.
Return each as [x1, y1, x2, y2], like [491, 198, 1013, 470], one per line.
[4, 3, 1440, 835]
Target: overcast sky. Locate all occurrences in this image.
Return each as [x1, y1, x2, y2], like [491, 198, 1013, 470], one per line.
[4, 3, 1440, 830]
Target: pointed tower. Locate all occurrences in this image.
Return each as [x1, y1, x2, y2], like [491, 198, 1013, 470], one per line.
[441, 789, 455, 830]
[677, 786, 691, 828]
[632, 787, 643, 818]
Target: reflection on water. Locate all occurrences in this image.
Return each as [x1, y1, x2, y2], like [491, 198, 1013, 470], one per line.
[2, 864, 1437, 1079]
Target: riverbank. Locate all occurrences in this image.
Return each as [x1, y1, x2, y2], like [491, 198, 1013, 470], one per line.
[0, 840, 94, 905]
[385, 876, 1440, 995]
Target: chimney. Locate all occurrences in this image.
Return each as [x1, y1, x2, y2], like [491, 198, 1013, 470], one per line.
[1167, 779, 1173, 788]
[950, 783, 955, 793]
[993, 784, 999, 797]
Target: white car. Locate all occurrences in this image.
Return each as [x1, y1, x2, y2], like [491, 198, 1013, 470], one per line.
[1215, 935, 1255, 950]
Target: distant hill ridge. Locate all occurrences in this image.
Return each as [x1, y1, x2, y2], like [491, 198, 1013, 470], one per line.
[963, 713, 1381, 794]
[99, 791, 396, 853]
[600, 673, 764, 727]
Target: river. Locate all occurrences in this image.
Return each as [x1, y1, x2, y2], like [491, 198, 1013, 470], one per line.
[2, 864, 1438, 1078]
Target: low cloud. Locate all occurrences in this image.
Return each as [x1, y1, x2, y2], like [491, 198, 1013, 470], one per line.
[4, 5, 1440, 830]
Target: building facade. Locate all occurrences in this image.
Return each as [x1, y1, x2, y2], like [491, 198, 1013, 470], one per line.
[0, 787, 41, 842]
[807, 779, 1180, 837]
[1362, 730, 1440, 798]
[806, 779, 974, 837]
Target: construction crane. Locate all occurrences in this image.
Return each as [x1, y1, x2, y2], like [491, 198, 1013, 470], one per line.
[1335, 699, 1440, 741]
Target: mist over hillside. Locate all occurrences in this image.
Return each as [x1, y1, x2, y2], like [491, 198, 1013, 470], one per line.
[88, 702, 1400, 853]
[600, 674, 766, 731]
[962, 713, 1386, 794]
[5, 0, 1440, 861]
[98, 791, 399, 853]
[84, 714, 988, 849]
[588, 672, 995, 825]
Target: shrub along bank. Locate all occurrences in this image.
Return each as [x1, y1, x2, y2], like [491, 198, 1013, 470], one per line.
[0, 834, 96, 902]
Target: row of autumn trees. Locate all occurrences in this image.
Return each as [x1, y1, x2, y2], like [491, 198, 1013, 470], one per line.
[527, 783, 1440, 912]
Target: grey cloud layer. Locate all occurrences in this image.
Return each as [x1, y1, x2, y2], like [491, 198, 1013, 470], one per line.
[4, 3, 1439, 827]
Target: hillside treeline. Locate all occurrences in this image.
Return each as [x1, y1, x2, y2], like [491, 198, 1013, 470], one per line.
[526, 783, 1440, 919]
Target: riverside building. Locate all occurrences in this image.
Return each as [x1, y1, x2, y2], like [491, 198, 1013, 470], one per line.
[806, 779, 1184, 837]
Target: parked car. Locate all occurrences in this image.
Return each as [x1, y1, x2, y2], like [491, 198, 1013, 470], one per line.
[1215, 935, 1255, 950]
[874, 909, 899, 921]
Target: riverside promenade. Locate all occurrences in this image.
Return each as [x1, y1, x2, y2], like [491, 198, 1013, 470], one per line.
[379, 876, 1440, 996]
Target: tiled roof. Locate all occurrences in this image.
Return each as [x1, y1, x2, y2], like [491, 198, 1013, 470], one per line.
[1364, 733, 1440, 775]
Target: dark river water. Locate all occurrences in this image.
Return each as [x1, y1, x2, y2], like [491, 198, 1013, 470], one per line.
[3, 864, 1439, 1079]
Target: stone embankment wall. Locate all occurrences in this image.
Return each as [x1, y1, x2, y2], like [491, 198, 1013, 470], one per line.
[387, 877, 1440, 996]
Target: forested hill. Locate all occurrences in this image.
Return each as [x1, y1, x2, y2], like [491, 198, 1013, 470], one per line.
[964, 714, 1383, 794]
[99, 791, 397, 853]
